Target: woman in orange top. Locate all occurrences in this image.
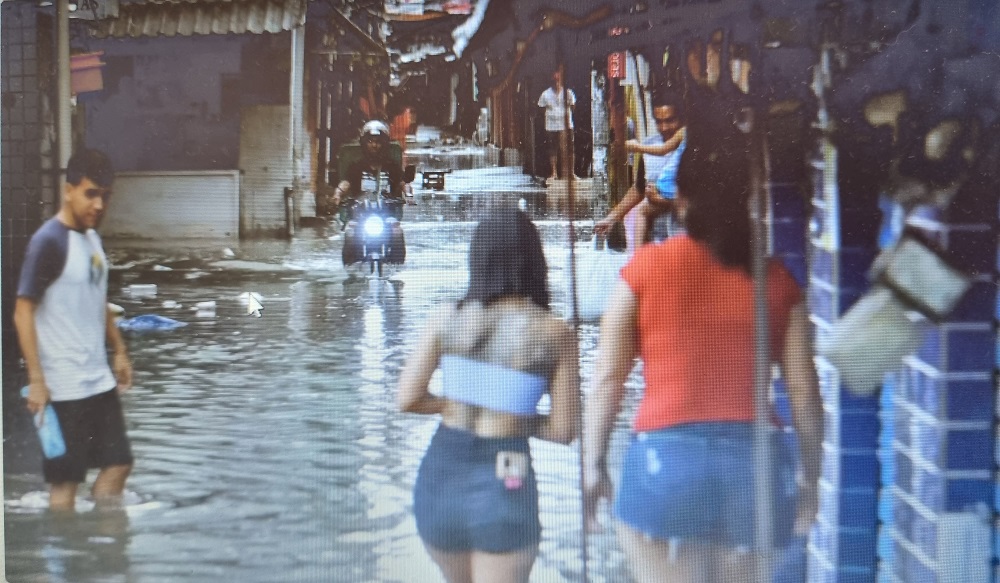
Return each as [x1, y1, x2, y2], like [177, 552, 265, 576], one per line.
[582, 142, 823, 583]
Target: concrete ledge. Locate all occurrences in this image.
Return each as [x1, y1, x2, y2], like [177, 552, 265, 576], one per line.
[500, 148, 521, 167]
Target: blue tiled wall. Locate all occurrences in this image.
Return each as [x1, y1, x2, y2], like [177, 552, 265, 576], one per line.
[805, 139, 884, 582]
[802, 123, 998, 581]
[881, 216, 997, 582]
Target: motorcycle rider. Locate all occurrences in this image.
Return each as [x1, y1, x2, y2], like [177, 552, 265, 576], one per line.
[333, 120, 411, 265]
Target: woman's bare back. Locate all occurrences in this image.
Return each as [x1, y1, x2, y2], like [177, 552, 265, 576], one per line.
[437, 297, 567, 437]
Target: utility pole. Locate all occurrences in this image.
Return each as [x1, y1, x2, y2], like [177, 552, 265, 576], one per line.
[56, 0, 72, 212]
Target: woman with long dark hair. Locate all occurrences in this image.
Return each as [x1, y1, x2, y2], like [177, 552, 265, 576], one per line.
[582, 143, 823, 582]
[398, 208, 581, 583]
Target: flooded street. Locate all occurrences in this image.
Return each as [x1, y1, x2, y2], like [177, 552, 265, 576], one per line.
[4, 177, 641, 583]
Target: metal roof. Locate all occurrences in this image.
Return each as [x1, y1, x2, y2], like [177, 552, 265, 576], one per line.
[92, 0, 307, 38]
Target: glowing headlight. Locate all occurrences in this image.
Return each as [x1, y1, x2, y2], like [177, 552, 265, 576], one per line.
[363, 215, 385, 237]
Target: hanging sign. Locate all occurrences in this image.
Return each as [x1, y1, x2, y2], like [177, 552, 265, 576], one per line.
[70, 52, 105, 94]
[607, 52, 626, 79]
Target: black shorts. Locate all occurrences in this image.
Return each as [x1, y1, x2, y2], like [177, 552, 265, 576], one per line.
[44, 389, 133, 484]
[545, 130, 562, 156]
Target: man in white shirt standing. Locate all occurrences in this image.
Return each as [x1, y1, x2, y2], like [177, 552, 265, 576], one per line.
[14, 148, 134, 511]
[538, 66, 577, 182]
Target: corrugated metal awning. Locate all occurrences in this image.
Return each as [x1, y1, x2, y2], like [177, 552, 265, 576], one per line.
[91, 0, 307, 38]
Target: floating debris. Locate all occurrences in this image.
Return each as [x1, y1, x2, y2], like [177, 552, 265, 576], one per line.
[118, 314, 187, 332]
[127, 284, 157, 298]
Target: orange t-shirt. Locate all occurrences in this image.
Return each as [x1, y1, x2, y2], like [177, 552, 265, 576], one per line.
[390, 110, 411, 154]
[620, 235, 803, 432]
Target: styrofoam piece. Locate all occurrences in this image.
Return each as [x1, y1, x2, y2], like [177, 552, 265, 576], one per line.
[237, 292, 263, 305]
[127, 284, 158, 298]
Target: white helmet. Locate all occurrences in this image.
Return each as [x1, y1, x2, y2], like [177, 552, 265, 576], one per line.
[360, 120, 390, 144]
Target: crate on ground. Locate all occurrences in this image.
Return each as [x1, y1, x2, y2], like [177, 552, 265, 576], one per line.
[421, 168, 451, 190]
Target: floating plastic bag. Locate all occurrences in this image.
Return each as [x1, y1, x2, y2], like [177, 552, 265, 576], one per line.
[117, 314, 187, 332]
[574, 238, 630, 322]
[127, 284, 157, 298]
[876, 236, 970, 320]
[193, 301, 216, 318]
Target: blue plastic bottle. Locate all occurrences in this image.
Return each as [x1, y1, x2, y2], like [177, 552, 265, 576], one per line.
[20, 387, 66, 459]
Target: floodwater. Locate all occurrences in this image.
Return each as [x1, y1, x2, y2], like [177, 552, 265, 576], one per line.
[3, 184, 642, 583]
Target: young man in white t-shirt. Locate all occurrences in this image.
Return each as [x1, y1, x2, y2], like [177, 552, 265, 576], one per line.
[15, 148, 134, 511]
[537, 67, 577, 182]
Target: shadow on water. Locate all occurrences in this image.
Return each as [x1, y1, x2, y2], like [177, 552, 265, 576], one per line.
[4, 193, 636, 582]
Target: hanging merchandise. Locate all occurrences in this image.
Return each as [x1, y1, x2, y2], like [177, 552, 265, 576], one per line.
[876, 236, 972, 319]
[819, 235, 971, 395]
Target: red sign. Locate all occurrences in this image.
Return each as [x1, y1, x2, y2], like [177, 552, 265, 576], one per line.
[608, 52, 626, 79]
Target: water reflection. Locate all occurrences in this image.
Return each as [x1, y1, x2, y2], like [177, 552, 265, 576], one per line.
[409, 192, 597, 225]
[6, 508, 132, 583]
[405, 146, 489, 172]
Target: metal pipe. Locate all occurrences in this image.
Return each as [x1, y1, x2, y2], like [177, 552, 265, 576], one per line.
[57, 0, 71, 197]
[529, 115, 536, 177]
[560, 62, 589, 583]
[749, 105, 775, 583]
[289, 24, 306, 235]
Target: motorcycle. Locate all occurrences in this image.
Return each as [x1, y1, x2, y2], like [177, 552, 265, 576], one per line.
[341, 165, 415, 277]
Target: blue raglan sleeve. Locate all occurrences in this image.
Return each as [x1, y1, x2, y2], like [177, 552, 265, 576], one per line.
[17, 222, 68, 301]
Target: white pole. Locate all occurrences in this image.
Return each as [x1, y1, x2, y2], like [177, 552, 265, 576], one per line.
[57, 0, 71, 202]
[289, 24, 306, 230]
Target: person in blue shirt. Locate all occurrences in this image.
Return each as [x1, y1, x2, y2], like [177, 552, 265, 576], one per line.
[14, 148, 135, 511]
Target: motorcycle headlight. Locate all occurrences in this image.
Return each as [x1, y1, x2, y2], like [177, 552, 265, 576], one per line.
[363, 215, 385, 237]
